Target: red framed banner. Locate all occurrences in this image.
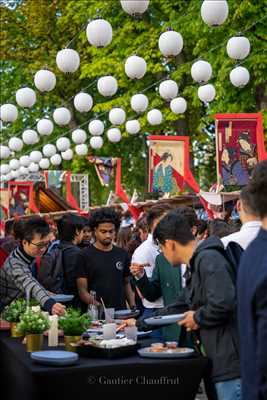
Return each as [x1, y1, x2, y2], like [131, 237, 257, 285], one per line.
[215, 113, 266, 188]
[148, 136, 200, 195]
[7, 181, 39, 218]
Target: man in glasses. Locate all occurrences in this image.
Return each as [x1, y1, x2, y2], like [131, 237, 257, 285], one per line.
[0, 216, 65, 316]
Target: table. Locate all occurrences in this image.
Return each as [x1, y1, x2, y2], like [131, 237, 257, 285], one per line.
[0, 331, 209, 399]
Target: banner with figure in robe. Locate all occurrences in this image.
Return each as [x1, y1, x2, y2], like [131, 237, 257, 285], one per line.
[148, 136, 187, 195]
[215, 113, 266, 190]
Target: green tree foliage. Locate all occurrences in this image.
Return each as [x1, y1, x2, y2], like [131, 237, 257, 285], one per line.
[0, 0, 266, 204]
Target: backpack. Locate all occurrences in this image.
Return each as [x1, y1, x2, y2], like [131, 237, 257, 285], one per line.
[36, 241, 73, 293]
[217, 240, 244, 284]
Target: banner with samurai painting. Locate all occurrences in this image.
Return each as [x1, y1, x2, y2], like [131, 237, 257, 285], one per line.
[88, 156, 117, 186]
[215, 113, 266, 190]
[148, 137, 187, 195]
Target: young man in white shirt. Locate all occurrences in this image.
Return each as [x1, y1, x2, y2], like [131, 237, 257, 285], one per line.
[131, 204, 172, 337]
[222, 186, 261, 250]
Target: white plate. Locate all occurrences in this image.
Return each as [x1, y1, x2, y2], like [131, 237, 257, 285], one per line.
[51, 294, 74, 303]
[31, 350, 78, 366]
[138, 347, 194, 359]
[144, 314, 185, 326]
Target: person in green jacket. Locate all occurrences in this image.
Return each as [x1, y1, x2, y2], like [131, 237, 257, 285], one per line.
[132, 252, 183, 342]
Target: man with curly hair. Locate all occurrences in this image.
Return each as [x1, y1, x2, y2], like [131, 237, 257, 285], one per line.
[76, 207, 135, 311]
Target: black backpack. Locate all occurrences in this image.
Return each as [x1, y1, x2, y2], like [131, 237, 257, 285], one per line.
[37, 242, 73, 293]
[217, 240, 244, 284]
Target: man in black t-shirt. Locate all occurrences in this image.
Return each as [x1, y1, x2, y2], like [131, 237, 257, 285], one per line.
[76, 208, 135, 310]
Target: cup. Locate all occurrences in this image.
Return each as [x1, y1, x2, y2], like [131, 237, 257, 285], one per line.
[104, 308, 115, 323]
[125, 326, 138, 342]
[103, 323, 117, 340]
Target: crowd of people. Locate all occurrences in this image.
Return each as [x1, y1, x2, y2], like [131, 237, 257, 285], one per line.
[0, 159, 266, 400]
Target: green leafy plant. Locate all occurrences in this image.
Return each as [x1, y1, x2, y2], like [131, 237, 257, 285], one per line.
[59, 308, 91, 336]
[3, 299, 27, 323]
[17, 309, 50, 335]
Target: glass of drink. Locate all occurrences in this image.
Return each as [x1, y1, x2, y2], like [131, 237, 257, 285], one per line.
[104, 308, 115, 323]
[125, 326, 138, 342]
[103, 323, 117, 340]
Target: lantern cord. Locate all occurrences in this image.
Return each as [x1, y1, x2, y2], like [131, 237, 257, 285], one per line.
[64, 22, 88, 49]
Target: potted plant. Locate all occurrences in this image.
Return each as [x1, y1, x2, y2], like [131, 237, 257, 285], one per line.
[17, 309, 50, 352]
[3, 299, 27, 337]
[59, 308, 91, 352]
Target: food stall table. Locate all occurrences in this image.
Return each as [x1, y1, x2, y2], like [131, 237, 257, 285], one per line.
[0, 331, 209, 399]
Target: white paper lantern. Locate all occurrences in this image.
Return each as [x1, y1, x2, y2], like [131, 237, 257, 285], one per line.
[56, 48, 80, 73]
[158, 30, 183, 57]
[53, 107, 71, 126]
[74, 92, 93, 113]
[5, 173, 12, 181]
[9, 159, 20, 170]
[56, 137, 71, 152]
[75, 144, 88, 156]
[0, 164, 10, 175]
[29, 162, 39, 173]
[39, 158, 50, 169]
[61, 149, 73, 161]
[125, 55, 147, 79]
[30, 150, 43, 163]
[34, 69, 56, 92]
[159, 80, 178, 100]
[120, 0, 149, 15]
[72, 129, 87, 144]
[126, 120, 140, 135]
[50, 154, 62, 166]
[90, 136, 103, 149]
[97, 76, 118, 97]
[16, 87, 36, 108]
[22, 129, 39, 145]
[227, 36, 250, 60]
[191, 60, 212, 83]
[19, 166, 29, 175]
[43, 144, 56, 158]
[107, 128, 121, 143]
[0, 104, 18, 122]
[88, 120, 104, 136]
[130, 94, 149, 113]
[198, 84, 216, 103]
[109, 108, 126, 125]
[201, 0, 228, 27]
[170, 97, 187, 114]
[230, 66, 250, 88]
[147, 109, 163, 125]
[8, 137, 23, 152]
[11, 169, 21, 179]
[19, 155, 31, 167]
[86, 19, 112, 48]
[37, 119, 54, 136]
[0, 145, 11, 159]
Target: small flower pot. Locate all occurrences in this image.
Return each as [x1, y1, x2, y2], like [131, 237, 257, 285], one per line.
[64, 335, 81, 352]
[26, 334, 43, 352]
[10, 322, 22, 338]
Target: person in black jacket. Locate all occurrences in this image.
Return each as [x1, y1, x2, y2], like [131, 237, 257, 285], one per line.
[131, 211, 241, 400]
[237, 160, 267, 400]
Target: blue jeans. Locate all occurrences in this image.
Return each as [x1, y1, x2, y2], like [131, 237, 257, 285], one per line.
[142, 307, 163, 340]
[215, 379, 241, 400]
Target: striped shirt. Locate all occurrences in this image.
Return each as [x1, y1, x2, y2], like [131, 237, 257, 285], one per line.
[0, 246, 55, 313]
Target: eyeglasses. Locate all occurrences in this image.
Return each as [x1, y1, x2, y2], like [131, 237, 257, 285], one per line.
[30, 241, 50, 250]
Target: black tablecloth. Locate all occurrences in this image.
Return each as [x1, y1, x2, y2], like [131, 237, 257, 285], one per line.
[0, 331, 209, 399]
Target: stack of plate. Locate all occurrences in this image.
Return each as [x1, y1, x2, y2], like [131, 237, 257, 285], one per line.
[31, 350, 78, 366]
